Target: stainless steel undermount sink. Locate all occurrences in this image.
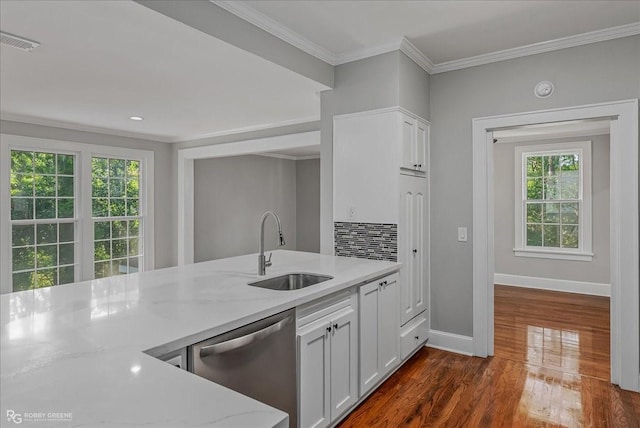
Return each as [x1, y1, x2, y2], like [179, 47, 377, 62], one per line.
[248, 273, 334, 291]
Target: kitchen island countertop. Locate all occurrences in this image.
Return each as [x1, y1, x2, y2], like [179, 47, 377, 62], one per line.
[1, 250, 399, 427]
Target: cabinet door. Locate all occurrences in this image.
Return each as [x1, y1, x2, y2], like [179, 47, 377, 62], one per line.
[359, 281, 380, 395]
[413, 180, 427, 315]
[399, 181, 415, 325]
[416, 121, 428, 172]
[379, 275, 400, 374]
[298, 322, 331, 428]
[400, 114, 417, 170]
[329, 308, 358, 421]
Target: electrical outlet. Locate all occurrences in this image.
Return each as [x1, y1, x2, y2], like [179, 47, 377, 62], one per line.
[458, 227, 467, 242]
[347, 206, 357, 221]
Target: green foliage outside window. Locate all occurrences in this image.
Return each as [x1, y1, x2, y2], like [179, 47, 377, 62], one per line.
[524, 153, 580, 249]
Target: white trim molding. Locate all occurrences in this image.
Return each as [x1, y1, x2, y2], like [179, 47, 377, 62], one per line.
[426, 330, 474, 356]
[208, 2, 640, 76]
[494, 273, 610, 297]
[472, 99, 639, 392]
[431, 22, 640, 74]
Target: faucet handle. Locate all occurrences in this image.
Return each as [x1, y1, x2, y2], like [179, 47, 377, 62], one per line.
[265, 252, 273, 267]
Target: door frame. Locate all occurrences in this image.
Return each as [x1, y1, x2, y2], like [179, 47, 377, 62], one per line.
[471, 99, 639, 391]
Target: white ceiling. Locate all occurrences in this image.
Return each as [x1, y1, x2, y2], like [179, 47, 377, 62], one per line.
[238, 0, 640, 65]
[0, 1, 325, 142]
[1, 1, 638, 144]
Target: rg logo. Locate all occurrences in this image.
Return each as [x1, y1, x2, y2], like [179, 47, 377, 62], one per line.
[6, 410, 22, 424]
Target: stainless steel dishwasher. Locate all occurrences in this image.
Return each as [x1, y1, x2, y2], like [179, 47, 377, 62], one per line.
[188, 309, 296, 428]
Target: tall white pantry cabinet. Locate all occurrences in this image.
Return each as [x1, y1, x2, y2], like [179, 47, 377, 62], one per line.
[333, 107, 430, 359]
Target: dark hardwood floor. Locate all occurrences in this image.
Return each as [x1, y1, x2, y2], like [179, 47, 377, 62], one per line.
[338, 285, 640, 427]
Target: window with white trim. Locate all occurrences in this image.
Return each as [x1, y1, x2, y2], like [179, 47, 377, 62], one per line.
[514, 141, 593, 261]
[1, 135, 154, 294]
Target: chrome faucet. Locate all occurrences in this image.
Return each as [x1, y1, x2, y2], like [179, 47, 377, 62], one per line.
[258, 211, 285, 276]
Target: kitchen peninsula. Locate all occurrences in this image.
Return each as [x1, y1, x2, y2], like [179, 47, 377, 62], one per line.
[1, 251, 400, 427]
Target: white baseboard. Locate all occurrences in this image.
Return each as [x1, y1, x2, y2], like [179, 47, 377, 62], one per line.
[494, 273, 610, 297]
[426, 329, 473, 356]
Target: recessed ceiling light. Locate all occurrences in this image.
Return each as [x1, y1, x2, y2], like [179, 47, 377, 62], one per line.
[129, 116, 144, 121]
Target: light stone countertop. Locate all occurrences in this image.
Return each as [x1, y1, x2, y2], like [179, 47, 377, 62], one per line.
[1, 250, 400, 427]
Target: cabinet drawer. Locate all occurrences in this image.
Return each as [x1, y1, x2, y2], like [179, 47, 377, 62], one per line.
[400, 315, 428, 360]
[297, 289, 356, 330]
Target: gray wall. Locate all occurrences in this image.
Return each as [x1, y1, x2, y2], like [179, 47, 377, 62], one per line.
[296, 158, 320, 252]
[429, 35, 640, 336]
[320, 51, 430, 253]
[494, 134, 610, 284]
[194, 155, 297, 262]
[0, 120, 176, 269]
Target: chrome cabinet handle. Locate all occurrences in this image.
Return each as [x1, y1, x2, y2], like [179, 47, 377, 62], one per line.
[333, 323, 338, 330]
[199, 316, 291, 358]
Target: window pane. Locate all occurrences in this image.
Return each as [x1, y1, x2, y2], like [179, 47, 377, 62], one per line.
[562, 225, 579, 249]
[110, 199, 125, 216]
[526, 156, 542, 177]
[36, 245, 58, 268]
[543, 203, 560, 224]
[560, 154, 579, 171]
[560, 171, 579, 199]
[36, 224, 57, 245]
[109, 159, 126, 177]
[11, 173, 33, 196]
[561, 203, 579, 225]
[94, 221, 111, 240]
[34, 175, 56, 197]
[126, 199, 139, 216]
[543, 156, 560, 176]
[57, 154, 75, 175]
[35, 198, 56, 219]
[126, 160, 140, 178]
[92, 198, 109, 217]
[527, 224, 542, 246]
[112, 221, 127, 238]
[128, 220, 139, 237]
[111, 260, 127, 275]
[36, 268, 58, 287]
[92, 177, 108, 197]
[34, 152, 55, 174]
[543, 225, 560, 247]
[94, 262, 110, 279]
[59, 243, 74, 265]
[57, 198, 74, 218]
[11, 198, 33, 220]
[11, 150, 33, 173]
[94, 241, 111, 261]
[526, 203, 542, 223]
[12, 225, 34, 246]
[13, 271, 35, 292]
[59, 266, 75, 284]
[543, 176, 560, 200]
[110, 178, 125, 197]
[526, 178, 542, 200]
[129, 238, 139, 256]
[92, 157, 109, 177]
[59, 223, 74, 243]
[126, 178, 139, 198]
[128, 257, 139, 272]
[12, 247, 35, 271]
[112, 239, 127, 258]
[57, 176, 74, 197]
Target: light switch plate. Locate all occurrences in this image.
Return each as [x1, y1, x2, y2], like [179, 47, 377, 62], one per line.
[458, 227, 467, 242]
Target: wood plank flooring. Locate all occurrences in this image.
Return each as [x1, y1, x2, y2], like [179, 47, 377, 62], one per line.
[338, 285, 640, 427]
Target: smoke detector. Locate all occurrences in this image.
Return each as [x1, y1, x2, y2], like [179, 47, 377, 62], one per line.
[0, 31, 40, 52]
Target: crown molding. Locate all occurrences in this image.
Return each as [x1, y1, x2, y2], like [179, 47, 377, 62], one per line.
[256, 152, 320, 161]
[399, 37, 434, 74]
[211, 0, 338, 65]
[0, 113, 174, 143]
[431, 22, 640, 74]
[333, 39, 403, 65]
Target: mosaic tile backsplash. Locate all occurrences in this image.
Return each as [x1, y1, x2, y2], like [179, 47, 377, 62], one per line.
[334, 222, 398, 262]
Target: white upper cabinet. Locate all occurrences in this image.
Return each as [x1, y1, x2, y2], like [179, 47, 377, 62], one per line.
[400, 113, 428, 173]
[334, 108, 430, 223]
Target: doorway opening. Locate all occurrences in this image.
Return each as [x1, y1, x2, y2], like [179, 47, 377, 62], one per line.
[471, 99, 639, 392]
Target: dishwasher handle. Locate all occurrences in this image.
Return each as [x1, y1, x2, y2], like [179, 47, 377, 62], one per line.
[199, 316, 291, 358]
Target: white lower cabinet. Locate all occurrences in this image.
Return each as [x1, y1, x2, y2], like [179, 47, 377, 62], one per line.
[298, 292, 358, 428]
[359, 273, 400, 396]
[400, 314, 428, 360]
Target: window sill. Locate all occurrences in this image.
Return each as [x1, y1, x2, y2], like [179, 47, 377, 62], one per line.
[513, 248, 594, 262]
